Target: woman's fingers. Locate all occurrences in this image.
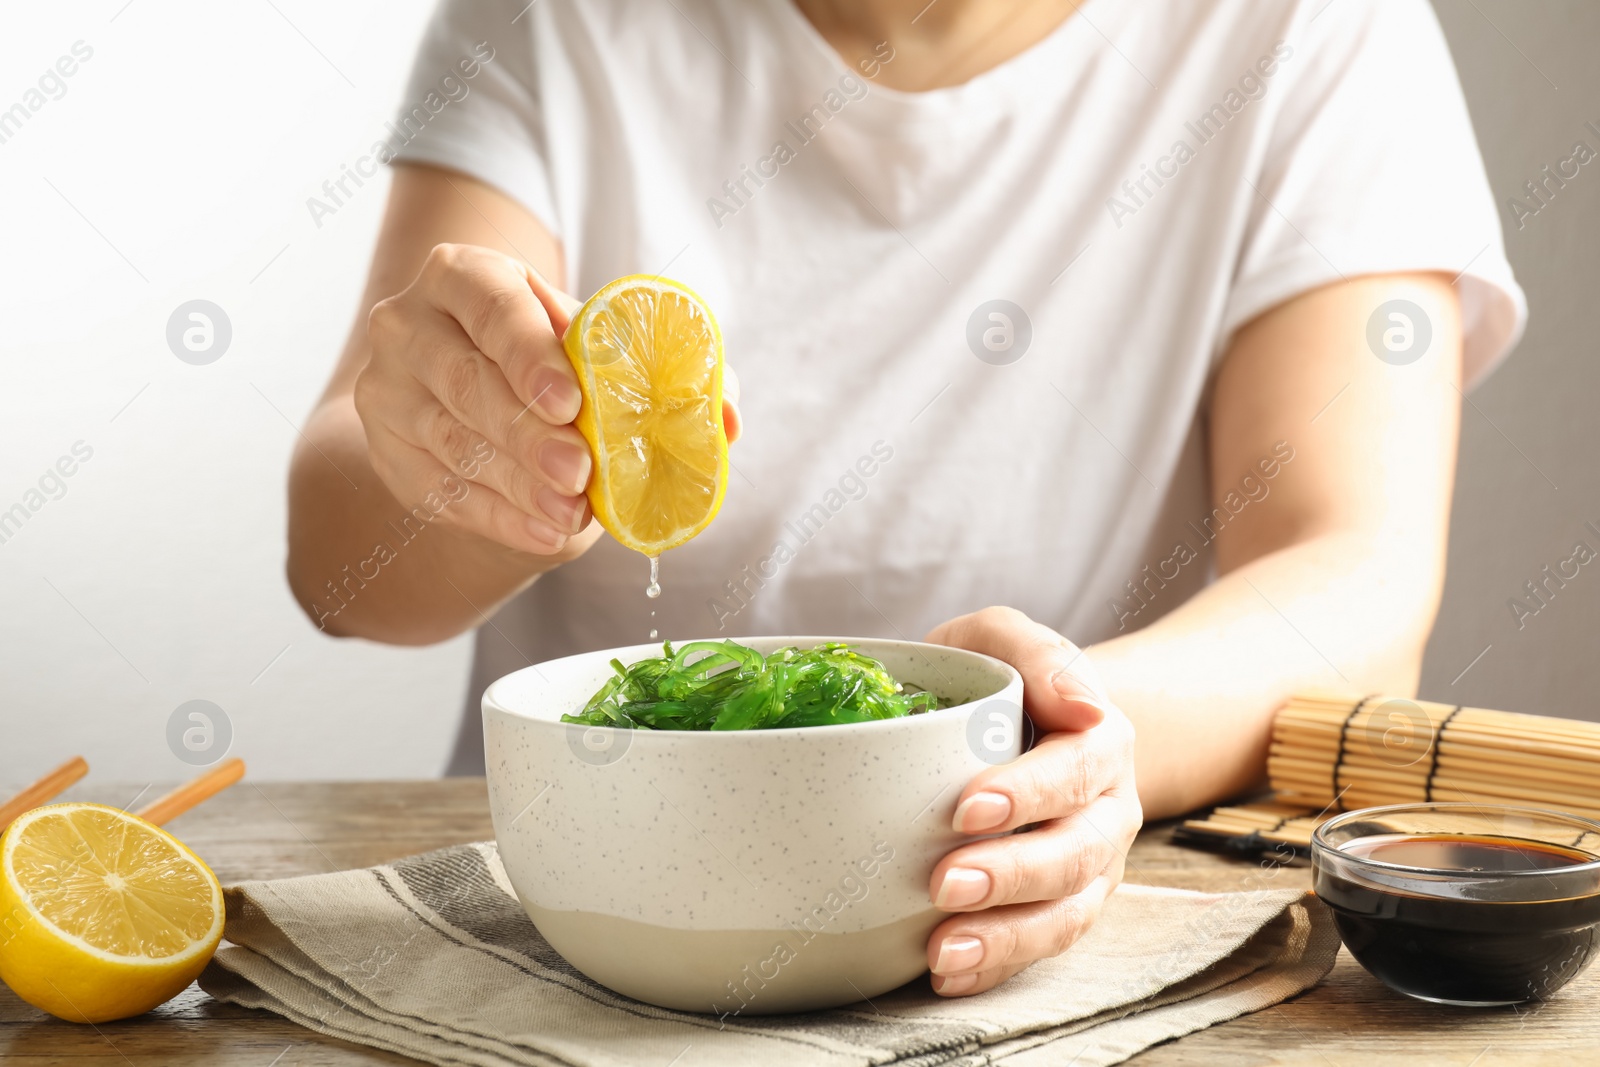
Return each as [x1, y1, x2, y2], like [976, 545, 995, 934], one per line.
[413, 344, 592, 499]
[928, 872, 1119, 995]
[414, 243, 581, 424]
[357, 243, 606, 558]
[358, 333, 591, 528]
[361, 241, 741, 558]
[928, 606, 1109, 734]
[365, 424, 572, 554]
[411, 405, 590, 536]
[929, 961, 1030, 998]
[514, 257, 582, 335]
[950, 718, 1136, 835]
[930, 791, 1137, 911]
[921, 610, 1141, 996]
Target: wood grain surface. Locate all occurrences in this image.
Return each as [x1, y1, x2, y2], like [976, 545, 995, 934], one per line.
[0, 779, 1591, 1065]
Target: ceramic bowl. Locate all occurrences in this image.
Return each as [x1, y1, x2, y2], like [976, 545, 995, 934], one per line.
[483, 635, 1023, 1016]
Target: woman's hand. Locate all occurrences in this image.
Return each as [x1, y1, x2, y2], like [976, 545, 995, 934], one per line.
[356, 243, 744, 561]
[923, 606, 1142, 996]
[356, 242, 601, 558]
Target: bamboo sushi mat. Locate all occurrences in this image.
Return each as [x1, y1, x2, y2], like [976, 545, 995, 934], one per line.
[1174, 690, 1600, 860]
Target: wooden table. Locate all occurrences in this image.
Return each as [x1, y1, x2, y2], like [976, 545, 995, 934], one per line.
[1, 780, 1594, 1065]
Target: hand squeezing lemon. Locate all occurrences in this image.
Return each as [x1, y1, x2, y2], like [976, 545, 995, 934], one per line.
[563, 275, 729, 558]
[0, 803, 223, 1023]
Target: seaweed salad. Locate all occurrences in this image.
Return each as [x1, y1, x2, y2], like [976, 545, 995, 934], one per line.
[561, 640, 940, 731]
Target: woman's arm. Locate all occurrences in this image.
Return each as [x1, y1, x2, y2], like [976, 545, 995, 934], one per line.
[286, 164, 603, 645]
[919, 271, 1461, 996]
[1092, 271, 1464, 818]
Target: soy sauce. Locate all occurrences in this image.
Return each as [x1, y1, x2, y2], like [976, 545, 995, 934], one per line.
[1314, 834, 1600, 1004]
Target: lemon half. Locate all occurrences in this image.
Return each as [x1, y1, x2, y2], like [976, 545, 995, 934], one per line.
[563, 274, 728, 557]
[0, 802, 224, 1023]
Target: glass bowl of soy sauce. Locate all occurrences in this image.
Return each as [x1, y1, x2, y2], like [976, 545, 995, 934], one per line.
[1312, 803, 1600, 1006]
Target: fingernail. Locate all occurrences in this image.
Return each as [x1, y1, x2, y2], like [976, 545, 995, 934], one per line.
[525, 517, 566, 553]
[538, 440, 591, 494]
[934, 867, 991, 909]
[952, 792, 1011, 833]
[1049, 669, 1106, 724]
[531, 370, 581, 424]
[933, 973, 979, 996]
[932, 935, 984, 975]
[537, 485, 586, 533]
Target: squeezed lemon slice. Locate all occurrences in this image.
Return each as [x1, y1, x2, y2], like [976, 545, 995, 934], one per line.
[563, 275, 728, 557]
[0, 802, 224, 1023]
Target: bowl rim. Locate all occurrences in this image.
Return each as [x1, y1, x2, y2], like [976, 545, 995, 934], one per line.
[482, 634, 1024, 738]
[1310, 801, 1600, 879]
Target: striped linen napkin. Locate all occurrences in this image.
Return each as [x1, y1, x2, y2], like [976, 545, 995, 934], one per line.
[200, 842, 1337, 1067]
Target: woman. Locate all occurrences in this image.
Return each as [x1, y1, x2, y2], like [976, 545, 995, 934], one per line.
[287, 0, 1522, 997]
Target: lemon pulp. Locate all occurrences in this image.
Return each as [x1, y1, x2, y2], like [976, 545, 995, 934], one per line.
[564, 275, 728, 559]
[0, 802, 223, 1023]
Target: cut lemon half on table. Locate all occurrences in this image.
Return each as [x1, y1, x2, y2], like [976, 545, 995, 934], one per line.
[563, 274, 728, 557]
[0, 802, 224, 1023]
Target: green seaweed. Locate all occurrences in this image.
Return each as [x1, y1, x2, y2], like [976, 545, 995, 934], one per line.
[560, 640, 940, 731]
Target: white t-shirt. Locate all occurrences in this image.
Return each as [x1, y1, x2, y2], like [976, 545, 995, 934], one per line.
[388, 0, 1525, 773]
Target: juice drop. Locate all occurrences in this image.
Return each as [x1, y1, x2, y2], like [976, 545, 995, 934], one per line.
[645, 555, 661, 599]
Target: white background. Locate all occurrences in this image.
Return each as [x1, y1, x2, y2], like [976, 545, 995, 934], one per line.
[0, 0, 470, 781]
[1, 1, 1595, 785]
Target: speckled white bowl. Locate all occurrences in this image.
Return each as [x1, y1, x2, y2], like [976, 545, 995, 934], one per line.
[483, 636, 1023, 1016]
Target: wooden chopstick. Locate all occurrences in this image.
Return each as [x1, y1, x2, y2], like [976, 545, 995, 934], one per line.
[0, 756, 89, 831]
[136, 758, 246, 826]
[1176, 799, 1330, 858]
